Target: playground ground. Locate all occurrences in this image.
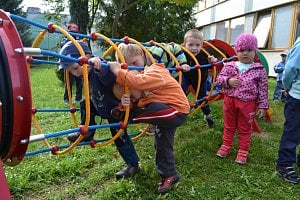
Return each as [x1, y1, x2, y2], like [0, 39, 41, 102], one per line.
[4, 64, 300, 199]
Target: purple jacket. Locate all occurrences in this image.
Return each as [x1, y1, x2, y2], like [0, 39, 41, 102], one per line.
[217, 61, 269, 109]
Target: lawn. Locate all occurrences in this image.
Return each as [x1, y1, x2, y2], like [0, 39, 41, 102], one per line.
[4, 65, 300, 199]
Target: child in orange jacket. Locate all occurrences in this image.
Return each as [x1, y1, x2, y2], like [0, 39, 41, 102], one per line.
[93, 43, 190, 194]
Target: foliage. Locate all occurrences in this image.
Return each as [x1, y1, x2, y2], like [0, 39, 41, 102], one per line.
[96, 0, 196, 43]
[43, 0, 196, 45]
[0, 0, 33, 46]
[69, 0, 89, 34]
[158, 0, 198, 6]
[4, 65, 300, 199]
[44, 0, 102, 35]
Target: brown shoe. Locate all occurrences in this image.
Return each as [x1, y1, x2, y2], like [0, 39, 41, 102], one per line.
[157, 174, 180, 194]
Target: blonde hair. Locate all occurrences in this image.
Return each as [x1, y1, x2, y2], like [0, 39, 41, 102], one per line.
[116, 43, 143, 63]
[183, 29, 204, 44]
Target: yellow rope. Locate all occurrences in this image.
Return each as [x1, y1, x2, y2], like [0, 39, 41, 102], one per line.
[126, 37, 155, 64]
[50, 24, 91, 154]
[29, 30, 231, 155]
[30, 29, 52, 148]
[151, 41, 182, 85]
[180, 45, 201, 106]
[189, 42, 226, 117]
[90, 33, 133, 148]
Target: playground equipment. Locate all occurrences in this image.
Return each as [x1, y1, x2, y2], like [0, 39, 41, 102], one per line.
[0, 10, 32, 199]
[0, 9, 271, 198]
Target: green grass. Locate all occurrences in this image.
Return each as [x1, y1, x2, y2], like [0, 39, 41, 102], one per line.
[4, 65, 299, 199]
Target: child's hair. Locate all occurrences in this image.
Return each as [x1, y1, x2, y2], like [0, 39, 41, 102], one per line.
[183, 29, 204, 44]
[116, 43, 143, 63]
[234, 33, 258, 52]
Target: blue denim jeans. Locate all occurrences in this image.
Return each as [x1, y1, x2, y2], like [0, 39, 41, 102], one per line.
[273, 81, 286, 102]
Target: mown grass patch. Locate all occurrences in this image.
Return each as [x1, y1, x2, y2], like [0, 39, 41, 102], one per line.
[4, 65, 300, 199]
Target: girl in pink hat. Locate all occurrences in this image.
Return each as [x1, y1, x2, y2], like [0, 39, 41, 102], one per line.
[216, 33, 269, 164]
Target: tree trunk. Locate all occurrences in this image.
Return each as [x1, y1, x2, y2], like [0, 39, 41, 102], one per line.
[69, 0, 89, 34]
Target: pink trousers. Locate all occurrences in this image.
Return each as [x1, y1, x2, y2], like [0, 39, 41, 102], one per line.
[222, 95, 256, 151]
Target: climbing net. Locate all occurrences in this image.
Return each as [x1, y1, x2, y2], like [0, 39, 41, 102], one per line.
[0, 10, 270, 168]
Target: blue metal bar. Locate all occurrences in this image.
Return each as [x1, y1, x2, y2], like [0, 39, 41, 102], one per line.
[36, 108, 80, 112]
[32, 59, 59, 65]
[25, 132, 140, 156]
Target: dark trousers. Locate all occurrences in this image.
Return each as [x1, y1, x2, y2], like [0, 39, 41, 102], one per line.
[181, 76, 211, 115]
[64, 71, 83, 101]
[130, 102, 188, 177]
[80, 99, 139, 165]
[277, 94, 300, 166]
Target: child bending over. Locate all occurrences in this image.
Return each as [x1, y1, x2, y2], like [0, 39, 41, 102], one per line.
[94, 43, 190, 194]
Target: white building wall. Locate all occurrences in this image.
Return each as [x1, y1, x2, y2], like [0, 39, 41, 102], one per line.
[195, 0, 296, 27]
[194, 0, 297, 77]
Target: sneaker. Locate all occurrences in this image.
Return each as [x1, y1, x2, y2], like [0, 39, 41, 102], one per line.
[67, 131, 95, 142]
[276, 165, 300, 184]
[64, 99, 69, 104]
[157, 174, 180, 194]
[205, 115, 215, 128]
[274, 100, 279, 104]
[111, 107, 125, 121]
[216, 145, 231, 158]
[145, 125, 156, 136]
[115, 164, 140, 179]
[235, 150, 248, 164]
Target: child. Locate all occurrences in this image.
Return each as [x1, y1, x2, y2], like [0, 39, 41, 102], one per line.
[273, 51, 287, 103]
[60, 23, 83, 104]
[276, 1, 300, 183]
[103, 43, 190, 194]
[181, 29, 216, 128]
[59, 40, 140, 180]
[216, 33, 269, 164]
[117, 43, 190, 135]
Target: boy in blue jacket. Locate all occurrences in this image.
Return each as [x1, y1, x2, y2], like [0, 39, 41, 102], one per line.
[273, 51, 287, 103]
[59, 40, 140, 179]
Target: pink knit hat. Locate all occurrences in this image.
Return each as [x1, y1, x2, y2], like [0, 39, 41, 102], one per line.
[234, 33, 258, 52]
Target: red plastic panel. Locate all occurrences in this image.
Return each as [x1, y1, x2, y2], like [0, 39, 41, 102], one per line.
[0, 10, 32, 166]
[0, 162, 11, 199]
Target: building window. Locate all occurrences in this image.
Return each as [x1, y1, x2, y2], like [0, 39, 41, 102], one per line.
[202, 24, 216, 40]
[253, 12, 272, 48]
[229, 16, 245, 45]
[216, 21, 229, 41]
[271, 5, 293, 48]
[244, 14, 254, 33]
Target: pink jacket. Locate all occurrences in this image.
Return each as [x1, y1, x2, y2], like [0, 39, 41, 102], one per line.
[217, 61, 269, 109]
[116, 63, 190, 114]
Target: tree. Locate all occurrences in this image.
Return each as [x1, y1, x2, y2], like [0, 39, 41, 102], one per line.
[69, 0, 89, 34]
[0, 0, 33, 46]
[96, 0, 197, 44]
[44, 0, 197, 44]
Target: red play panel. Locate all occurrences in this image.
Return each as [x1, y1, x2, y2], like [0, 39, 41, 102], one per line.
[0, 10, 32, 166]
